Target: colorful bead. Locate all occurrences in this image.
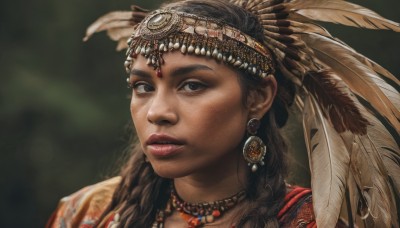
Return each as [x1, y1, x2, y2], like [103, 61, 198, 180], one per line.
[206, 215, 214, 223]
[212, 210, 221, 217]
[153, 186, 246, 228]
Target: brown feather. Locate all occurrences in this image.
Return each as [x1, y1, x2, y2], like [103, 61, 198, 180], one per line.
[362, 111, 400, 199]
[83, 5, 149, 50]
[302, 34, 400, 111]
[83, 11, 133, 42]
[303, 94, 350, 227]
[286, 0, 400, 31]
[247, 0, 283, 10]
[303, 70, 369, 134]
[254, 3, 285, 14]
[130, 5, 150, 13]
[259, 12, 289, 20]
[353, 135, 393, 227]
[346, 170, 361, 225]
[300, 33, 400, 133]
[329, 37, 400, 87]
[353, 57, 399, 87]
[341, 108, 399, 227]
[262, 35, 302, 61]
[116, 38, 129, 51]
[107, 27, 135, 42]
[96, 21, 132, 36]
[130, 11, 150, 23]
[276, 60, 303, 86]
[286, 20, 333, 37]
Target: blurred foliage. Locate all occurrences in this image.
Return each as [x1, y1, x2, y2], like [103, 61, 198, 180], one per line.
[0, 0, 398, 227]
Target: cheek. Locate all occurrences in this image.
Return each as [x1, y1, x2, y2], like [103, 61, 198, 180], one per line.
[186, 91, 248, 150]
[130, 98, 148, 140]
[130, 98, 138, 124]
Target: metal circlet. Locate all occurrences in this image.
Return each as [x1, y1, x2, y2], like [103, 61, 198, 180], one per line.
[124, 10, 275, 81]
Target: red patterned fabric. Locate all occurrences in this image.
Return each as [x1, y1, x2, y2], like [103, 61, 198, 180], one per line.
[46, 177, 120, 228]
[278, 185, 316, 227]
[46, 178, 340, 228]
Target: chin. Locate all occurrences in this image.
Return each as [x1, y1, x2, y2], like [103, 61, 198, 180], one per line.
[150, 162, 194, 179]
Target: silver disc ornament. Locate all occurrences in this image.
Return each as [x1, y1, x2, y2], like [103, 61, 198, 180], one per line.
[243, 118, 266, 172]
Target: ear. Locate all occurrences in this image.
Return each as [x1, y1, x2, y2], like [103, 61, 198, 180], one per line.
[246, 76, 277, 119]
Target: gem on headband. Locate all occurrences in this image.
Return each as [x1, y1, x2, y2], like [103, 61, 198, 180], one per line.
[124, 10, 275, 80]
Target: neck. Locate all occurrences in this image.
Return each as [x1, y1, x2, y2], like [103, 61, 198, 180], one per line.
[173, 150, 249, 203]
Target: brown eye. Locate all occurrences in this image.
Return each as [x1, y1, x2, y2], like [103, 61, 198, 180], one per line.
[181, 81, 207, 92]
[133, 82, 154, 94]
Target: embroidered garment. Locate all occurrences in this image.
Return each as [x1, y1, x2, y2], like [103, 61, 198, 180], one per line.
[47, 177, 321, 228]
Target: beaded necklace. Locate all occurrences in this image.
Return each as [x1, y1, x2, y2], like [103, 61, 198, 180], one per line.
[152, 187, 246, 228]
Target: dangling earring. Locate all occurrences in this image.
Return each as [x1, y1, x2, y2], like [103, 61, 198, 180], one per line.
[243, 118, 267, 172]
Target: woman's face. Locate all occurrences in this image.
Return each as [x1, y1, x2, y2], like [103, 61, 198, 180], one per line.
[129, 52, 252, 178]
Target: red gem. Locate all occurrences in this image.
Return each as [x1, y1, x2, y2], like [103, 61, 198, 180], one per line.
[212, 210, 221, 217]
[156, 69, 162, 78]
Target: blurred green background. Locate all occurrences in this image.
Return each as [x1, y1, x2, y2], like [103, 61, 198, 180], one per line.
[0, 0, 398, 227]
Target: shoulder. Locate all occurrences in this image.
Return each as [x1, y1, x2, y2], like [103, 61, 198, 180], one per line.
[46, 176, 121, 228]
[278, 185, 316, 228]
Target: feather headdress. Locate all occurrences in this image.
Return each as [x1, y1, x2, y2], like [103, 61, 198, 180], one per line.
[84, 0, 399, 227]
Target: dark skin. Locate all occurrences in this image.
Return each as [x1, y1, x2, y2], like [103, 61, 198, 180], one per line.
[129, 52, 277, 227]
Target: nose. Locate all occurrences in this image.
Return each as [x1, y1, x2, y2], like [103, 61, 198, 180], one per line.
[146, 91, 178, 126]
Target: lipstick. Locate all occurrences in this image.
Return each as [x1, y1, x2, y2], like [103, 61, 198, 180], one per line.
[146, 134, 185, 157]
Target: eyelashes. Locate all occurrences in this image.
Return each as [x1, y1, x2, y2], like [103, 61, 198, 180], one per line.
[132, 82, 154, 94]
[180, 81, 207, 93]
[130, 80, 208, 95]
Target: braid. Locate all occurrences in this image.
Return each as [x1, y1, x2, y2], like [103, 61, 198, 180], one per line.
[95, 145, 170, 227]
[119, 160, 166, 226]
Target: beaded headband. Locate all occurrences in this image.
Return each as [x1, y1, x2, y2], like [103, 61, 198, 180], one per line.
[124, 10, 275, 78]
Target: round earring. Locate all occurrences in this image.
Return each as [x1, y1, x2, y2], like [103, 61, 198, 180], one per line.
[242, 118, 267, 172]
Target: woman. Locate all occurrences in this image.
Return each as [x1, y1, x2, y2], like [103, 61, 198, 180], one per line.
[47, 0, 400, 227]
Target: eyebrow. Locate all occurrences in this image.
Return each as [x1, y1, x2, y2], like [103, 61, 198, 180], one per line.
[170, 64, 213, 77]
[130, 69, 151, 78]
[130, 64, 213, 78]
